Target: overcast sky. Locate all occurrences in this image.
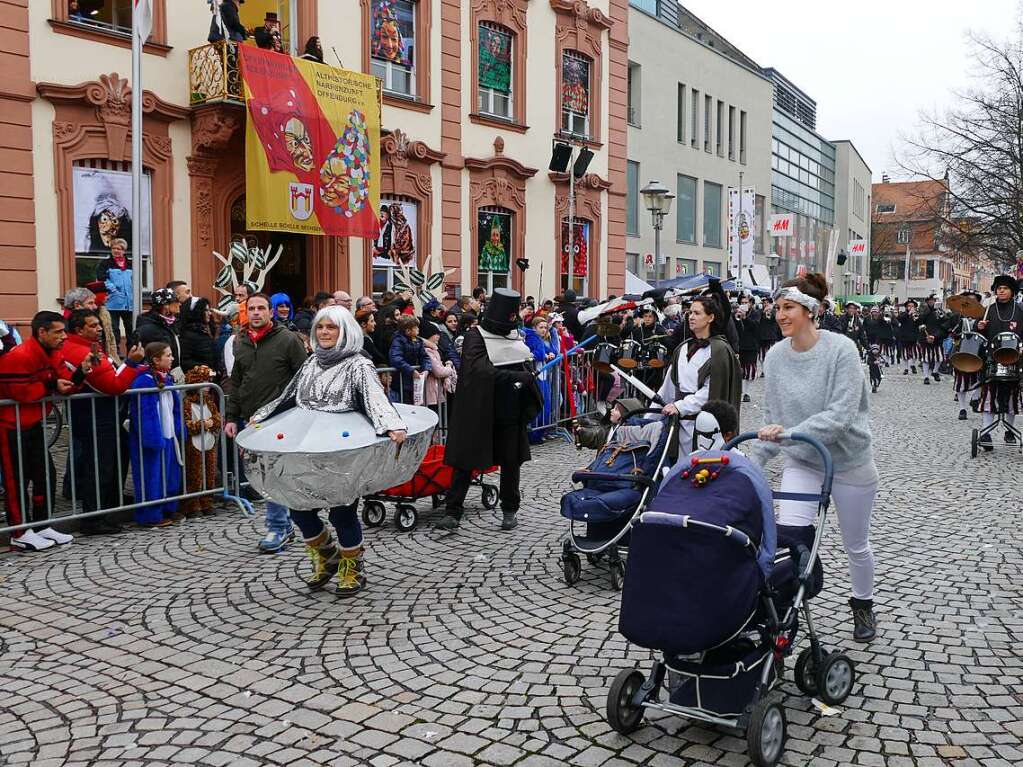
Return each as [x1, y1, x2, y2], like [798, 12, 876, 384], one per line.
[680, 0, 1021, 181]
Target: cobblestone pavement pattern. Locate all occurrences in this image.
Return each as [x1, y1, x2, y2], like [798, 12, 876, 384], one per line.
[1, 370, 1022, 766]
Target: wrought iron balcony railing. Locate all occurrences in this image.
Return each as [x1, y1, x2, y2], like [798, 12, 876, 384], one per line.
[188, 40, 243, 107]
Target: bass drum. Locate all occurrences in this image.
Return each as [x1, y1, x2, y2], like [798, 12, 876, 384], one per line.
[951, 331, 986, 374]
[991, 332, 1022, 365]
[618, 339, 643, 369]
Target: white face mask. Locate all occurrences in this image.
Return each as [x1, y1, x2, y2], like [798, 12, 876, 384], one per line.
[691, 411, 725, 452]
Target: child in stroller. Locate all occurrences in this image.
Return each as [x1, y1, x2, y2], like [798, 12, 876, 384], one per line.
[866, 343, 883, 393]
[606, 432, 853, 767]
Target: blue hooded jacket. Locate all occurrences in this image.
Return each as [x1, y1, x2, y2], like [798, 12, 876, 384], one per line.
[271, 292, 293, 322]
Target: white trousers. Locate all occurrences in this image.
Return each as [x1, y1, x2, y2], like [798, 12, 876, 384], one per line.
[777, 463, 877, 601]
[982, 412, 1016, 428]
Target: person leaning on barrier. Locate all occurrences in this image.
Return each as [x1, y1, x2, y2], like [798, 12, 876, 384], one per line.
[224, 293, 309, 553]
[0, 311, 94, 551]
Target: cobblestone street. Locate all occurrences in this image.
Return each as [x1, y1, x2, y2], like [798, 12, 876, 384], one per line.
[1, 369, 1021, 767]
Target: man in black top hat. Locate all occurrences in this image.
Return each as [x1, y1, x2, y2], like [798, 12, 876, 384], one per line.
[437, 288, 543, 531]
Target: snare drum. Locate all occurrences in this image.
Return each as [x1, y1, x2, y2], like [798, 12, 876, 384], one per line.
[593, 342, 618, 373]
[645, 343, 669, 369]
[951, 331, 987, 374]
[984, 358, 1021, 382]
[992, 332, 1022, 365]
[617, 339, 643, 369]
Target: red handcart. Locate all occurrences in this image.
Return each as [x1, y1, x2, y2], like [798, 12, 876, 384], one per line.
[362, 444, 500, 531]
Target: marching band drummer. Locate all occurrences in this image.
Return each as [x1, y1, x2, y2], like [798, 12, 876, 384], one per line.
[917, 293, 947, 384]
[898, 299, 921, 374]
[975, 275, 1023, 447]
[631, 306, 667, 388]
[656, 296, 741, 460]
[948, 290, 983, 421]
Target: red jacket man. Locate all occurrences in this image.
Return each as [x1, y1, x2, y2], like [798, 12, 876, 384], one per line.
[0, 311, 90, 551]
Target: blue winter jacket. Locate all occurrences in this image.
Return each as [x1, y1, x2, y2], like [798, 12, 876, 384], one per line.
[96, 256, 133, 311]
[388, 332, 431, 399]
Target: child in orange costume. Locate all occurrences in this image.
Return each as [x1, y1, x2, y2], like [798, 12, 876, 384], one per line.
[181, 365, 222, 516]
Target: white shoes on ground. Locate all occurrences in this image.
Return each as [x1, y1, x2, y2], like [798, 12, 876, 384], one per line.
[11, 527, 74, 552]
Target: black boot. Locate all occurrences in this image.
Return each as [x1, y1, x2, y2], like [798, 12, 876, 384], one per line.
[500, 511, 518, 531]
[979, 432, 993, 451]
[435, 508, 463, 530]
[849, 597, 877, 642]
[958, 409, 967, 420]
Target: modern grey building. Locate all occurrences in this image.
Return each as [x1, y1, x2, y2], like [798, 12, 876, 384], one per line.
[625, 2, 774, 284]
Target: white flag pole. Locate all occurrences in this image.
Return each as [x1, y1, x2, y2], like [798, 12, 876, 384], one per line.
[130, 2, 145, 326]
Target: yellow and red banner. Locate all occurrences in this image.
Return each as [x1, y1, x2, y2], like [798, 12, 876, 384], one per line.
[239, 46, 380, 237]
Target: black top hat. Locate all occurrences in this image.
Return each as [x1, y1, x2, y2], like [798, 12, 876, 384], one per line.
[481, 287, 521, 335]
[991, 274, 1019, 293]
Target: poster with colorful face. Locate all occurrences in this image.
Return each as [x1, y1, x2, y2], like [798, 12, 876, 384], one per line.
[479, 26, 511, 93]
[478, 210, 511, 272]
[371, 0, 414, 68]
[561, 221, 589, 277]
[562, 54, 589, 115]
[373, 198, 418, 267]
[240, 46, 380, 237]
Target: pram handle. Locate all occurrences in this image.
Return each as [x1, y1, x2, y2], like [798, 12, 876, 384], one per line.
[722, 431, 834, 498]
[570, 471, 657, 489]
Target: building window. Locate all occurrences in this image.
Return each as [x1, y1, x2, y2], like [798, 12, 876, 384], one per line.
[561, 50, 591, 138]
[678, 258, 697, 276]
[704, 261, 721, 277]
[897, 225, 911, 244]
[477, 207, 512, 293]
[627, 62, 641, 126]
[72, 161, 152, 291]
[371, 0, 417, 98]
[926, 259, 936, 279]
[691, 89, 699, 148]
[704, 95, 712, 152]
[677, 84, 686, 143]
[626, 161, 640, 236]
[703, 181, 722, 247]
[561, 219, 590, 296]
[629, 0, 658, 13]
[716, 100, 724, 156]
[853, 180, 865, 220]
[626, 252, 640, 275]
[478, 23, 513, 119]
[676, 174, 697, 244]
[372, 197, 419, 296]
[68, 0, 133, 34]
[876, 203, 895, 213]
[728, 106, 736, 160]
[739, 110, 747, 164]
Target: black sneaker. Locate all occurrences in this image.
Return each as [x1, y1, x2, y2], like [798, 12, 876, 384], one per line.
[1005, 431, 1017, 444]
[970, 399, 980, 412]
[871, 384, 878, 393]
[933, 373, 941, 382]
[923, 377, 930, 385]
[911, 365, 917, 374]
[742, 393, 751, 403]
[902, 369, 909, 375]
[500, 512, 518, 531]
[958, 409, 967, 421]
[434, 512, 462, 531]
[850, 598, 877, 643]
[979, 433, 993, 452]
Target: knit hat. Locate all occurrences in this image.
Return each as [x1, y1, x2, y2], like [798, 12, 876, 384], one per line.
[150, 288, 177, 307]
[991, 274, 1019, 293]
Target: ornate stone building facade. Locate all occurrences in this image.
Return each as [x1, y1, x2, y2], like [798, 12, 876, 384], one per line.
[3, 0, 627, 327]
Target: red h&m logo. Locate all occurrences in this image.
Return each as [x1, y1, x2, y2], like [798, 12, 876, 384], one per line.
[772, 218, 790, 233]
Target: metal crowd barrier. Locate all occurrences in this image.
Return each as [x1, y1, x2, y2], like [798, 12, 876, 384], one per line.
[0, 382, 248, 537]
[0, 350, 645, 536]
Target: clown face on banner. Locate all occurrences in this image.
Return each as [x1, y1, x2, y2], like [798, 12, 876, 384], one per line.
[371, 0, 414, 67]
[561, 220, 589, 277]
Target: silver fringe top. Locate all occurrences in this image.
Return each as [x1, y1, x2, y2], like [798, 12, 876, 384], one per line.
[250, 353, 406, 435]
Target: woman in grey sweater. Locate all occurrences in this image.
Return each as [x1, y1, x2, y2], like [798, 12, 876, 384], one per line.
[747, 273, 878, 643]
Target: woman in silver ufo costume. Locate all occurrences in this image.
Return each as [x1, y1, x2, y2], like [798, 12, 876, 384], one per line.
[248, 305, 407, 597]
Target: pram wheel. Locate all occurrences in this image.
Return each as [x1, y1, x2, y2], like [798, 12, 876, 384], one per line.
[971, 429, 979, 459]
[562, 552, 581, 585]
[362, 500, 387, 528]
[481, 484, 499, 509]
[793, 648, 819, 696]
[395, 504, 418, 532]
[747, 695, 786, 767]
[605, 668, 645, 734]
[816, 652, 855, 706]
[610, 560, 625, 591]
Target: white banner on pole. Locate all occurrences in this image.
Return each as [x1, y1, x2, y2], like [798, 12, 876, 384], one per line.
[728, 187, 756, 275]
[824, 229, 839, 283]
[135, 0, 153, 42]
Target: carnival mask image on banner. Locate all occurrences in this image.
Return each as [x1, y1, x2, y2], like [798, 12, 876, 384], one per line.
[373, 199, 417, 267]
[371, 0, 414, 67]
[478, 210, 511, 272]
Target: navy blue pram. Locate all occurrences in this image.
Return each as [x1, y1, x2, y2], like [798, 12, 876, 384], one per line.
[605, 433, 858, 767]
[559, 408, 677, 590]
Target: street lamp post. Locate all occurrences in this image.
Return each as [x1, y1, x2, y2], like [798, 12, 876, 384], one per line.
[843, 271, 853, 298]
[766, 254, 780, 290]
[641, 180, 674, 282]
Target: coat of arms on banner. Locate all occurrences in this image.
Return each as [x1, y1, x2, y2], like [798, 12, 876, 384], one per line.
[289, 183, 314, 221]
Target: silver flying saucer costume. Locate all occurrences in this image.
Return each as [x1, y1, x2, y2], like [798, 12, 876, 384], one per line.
[237, 307, 437, 508]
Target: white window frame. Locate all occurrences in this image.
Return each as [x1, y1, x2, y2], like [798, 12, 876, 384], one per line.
[477, 22, 514, 120]
[897, 226, 911, 245]
[371, 0, 416, 98]
[561, 50, 591, 138]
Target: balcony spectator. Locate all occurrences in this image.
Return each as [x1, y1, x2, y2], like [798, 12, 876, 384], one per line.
[300, 36, 324, 63]
[219, 0, 248, 43]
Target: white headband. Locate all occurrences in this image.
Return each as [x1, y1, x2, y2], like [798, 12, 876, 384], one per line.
[773, 286, 820, 314]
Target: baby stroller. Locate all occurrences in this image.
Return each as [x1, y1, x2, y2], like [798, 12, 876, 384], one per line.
[559, 405, 678, 590]
[362, 444, 499, 532]
[605, 432, 856, 767]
